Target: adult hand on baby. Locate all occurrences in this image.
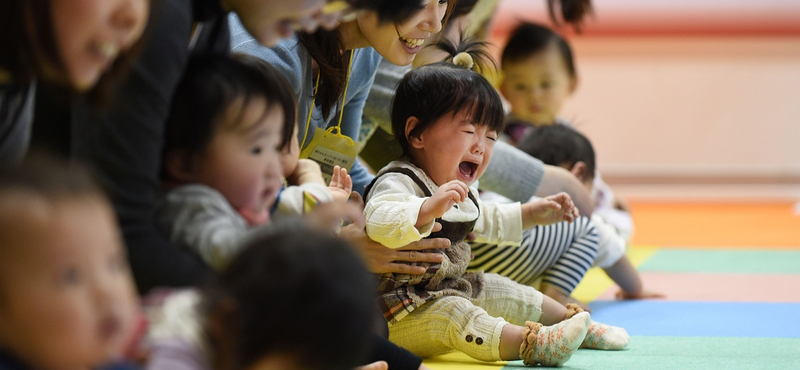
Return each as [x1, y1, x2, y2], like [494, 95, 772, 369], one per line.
[338, 221, 451, 275]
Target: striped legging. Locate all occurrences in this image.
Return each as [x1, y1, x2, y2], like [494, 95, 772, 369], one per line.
[468, 215, 598, 295]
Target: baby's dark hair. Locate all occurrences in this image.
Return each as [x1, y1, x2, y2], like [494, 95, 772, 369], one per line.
[391, 63, 504, 157]
[0, 151, 105, 204]
[425, 36, 498, 75]
[547, 0, 594, 30]
[517, 124, 595, 181]
[501, 22, 576, 78]
[162, 53, 296, 180]
[202, 223, 376, 370]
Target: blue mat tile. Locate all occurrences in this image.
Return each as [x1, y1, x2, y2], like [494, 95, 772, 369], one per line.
[588, 300, 800, 338]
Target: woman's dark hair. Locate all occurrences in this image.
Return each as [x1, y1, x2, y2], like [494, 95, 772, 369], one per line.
[296, 30, 346, 121]
[391, 62, 504, 157]
[161, 53, 296, 180]
[450, 0, 479, 19]
[501, 21, 576, 78]
[0, 0, 152, 105]
[298, 0, 456, 121]
[348, 0, 450, 24]
[516, 124, 595, 181]
[0, 0, 59, 85]
[202, 223, 376, 370]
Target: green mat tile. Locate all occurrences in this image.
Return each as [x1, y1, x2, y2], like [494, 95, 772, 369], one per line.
[501, 336, 800, 369]
[639, 249, 800, 274]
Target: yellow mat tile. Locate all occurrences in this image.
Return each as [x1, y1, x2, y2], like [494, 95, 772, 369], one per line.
[572, 245, 660, 303]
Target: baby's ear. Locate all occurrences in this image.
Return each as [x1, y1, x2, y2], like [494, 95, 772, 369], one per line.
[164, 150, 198, 182]
[568, 75, 579, 95]
[569, 161, 589, 180]
[405, 116, 424, 149]
[497, 71, 509, 96]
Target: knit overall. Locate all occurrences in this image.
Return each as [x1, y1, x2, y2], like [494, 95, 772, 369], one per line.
[365, 168, 486, 325]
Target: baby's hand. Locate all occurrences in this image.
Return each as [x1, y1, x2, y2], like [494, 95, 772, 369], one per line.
[522, 192, 579, 227]
[417, 180, 468, 228]
[328, 165, 353, 202]
[288, 159, 325, 186]
[616, 288, 666, 300]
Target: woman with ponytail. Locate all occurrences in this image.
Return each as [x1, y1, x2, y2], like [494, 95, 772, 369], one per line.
[0, 0, 150, 166]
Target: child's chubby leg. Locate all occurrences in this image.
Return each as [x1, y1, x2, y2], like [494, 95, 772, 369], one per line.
[540, 283, 591, 312]
[387, 296, 589, 367]
[473, 273, 570, 326]
[388, 296, 507, 362]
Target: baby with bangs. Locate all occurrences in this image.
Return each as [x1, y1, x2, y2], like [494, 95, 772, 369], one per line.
[363, 50, 628, 366]
[158, 53, 352, 270]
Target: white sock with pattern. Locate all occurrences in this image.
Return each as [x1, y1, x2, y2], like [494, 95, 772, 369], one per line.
[519, 312, 590, 367]
[564, 303, 629, 350]
[580, 321, 630, 350]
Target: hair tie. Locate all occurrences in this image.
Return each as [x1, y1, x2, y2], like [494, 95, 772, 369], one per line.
[452, 52, 474, 70]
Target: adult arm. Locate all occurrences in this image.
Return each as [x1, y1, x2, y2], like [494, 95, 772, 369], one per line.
[70, 1, 212, 294]
[536, 165, 594, 216]
[481, 141, 594, 215]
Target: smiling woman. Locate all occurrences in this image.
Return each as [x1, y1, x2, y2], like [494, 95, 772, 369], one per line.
[231, 0, 452, 194]
[0, 0, 149, 90]
[0, 0, 150, 167]
[49, 0, 148, 90]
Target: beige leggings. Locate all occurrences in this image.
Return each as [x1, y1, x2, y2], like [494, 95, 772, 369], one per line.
[388, 273, 544, 361]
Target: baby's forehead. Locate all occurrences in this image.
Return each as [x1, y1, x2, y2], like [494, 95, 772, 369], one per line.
[451, 109, 500, 132]
[0, 194, 109, 257]
[0, 196, 62, 249]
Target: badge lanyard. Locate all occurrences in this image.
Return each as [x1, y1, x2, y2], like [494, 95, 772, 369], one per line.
[299, 49, 360, 184]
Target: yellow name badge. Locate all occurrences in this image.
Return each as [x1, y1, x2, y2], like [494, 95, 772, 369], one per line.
[299, 127, 361, 184]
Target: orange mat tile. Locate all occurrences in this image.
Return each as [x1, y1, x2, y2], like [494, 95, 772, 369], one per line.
[629, 202, 800, 248]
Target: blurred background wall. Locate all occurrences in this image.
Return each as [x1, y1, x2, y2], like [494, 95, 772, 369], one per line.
[488, 0, 800, 201]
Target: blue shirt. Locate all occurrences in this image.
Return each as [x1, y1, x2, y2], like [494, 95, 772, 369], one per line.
[229, 14, 383, 194]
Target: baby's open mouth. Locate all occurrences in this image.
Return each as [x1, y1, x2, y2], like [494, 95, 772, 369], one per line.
[459, 161, 478, 180]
